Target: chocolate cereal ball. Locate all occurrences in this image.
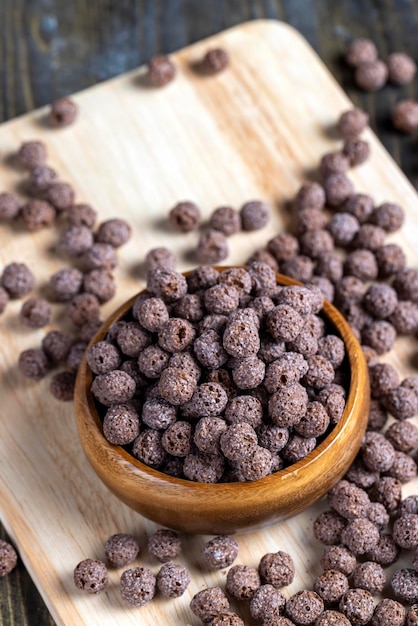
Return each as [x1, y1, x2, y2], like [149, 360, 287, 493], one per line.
[0, 540, 17, 577]
[393, 99, 418, 133]
[362, 432, 395, 472]
[102, 403, 140, 445]
[226, 564, 261, 600]
[68, 293, 101, 326]
[148, 529, 181, 563]
[321, 545, 357, 576]
[156, 561, 190, 598]
[386, 420, 418, 452]
[20, 199, 55, 230]
[42, 330, 73, 364]
[67, 203, 97, 228]
[324, 172, 354, 207]
[91, 370, 136, 407]
[190, 587, 229, 623]
[408, 605, 418, 625]
[285, 589, 324, 625]
[202, 48, 230, 73]
[393, 268, 418, 302]
[376, 244, 406, 278]
[49, 371, 76, 401]
[46, 182, 75, 211]
[18, 348, 50, 380]
[147, 269, 187, 303]
[361, 320, 396, 355]
[119, 566, 156, 606]
[240, 200, 270, 230]
[104, 533, 139, 568]
[250, 584, 286, 622]
[169, 200, 201, 232]
[183, 451, 225, 483]
[49, 268, 83, 301]
[388, 52, 416, 84]
[341, 518, 380, 556]
[147, 55, 176, 87]
[0, 192, 21, 221]
[393, 514, 418, 549]
[316, 611, 351, 626]
[369, 476, 402, 512]
[209, 206, 241, 236]
[1, 262, 35, 299]
[352, 561, 386, 594]
[338, 108, 369, 139]
[371, 598, 406, 626]
[391, 569, 418, 604]
[132, 429, 166, 467]
[343, 138, 370, 167]
[327, 212, 359, 247]
[20, 297, 51, 328]
[295, 181, 326, 210]
[355, 59, 388, 91]
[96, 218, 131, 248]
[27, 165, 58, 195]
[196, 229, 229, 264]
[212, 612, 244, 626]
[202, 536, 239, 570]
[73, 558, 108, 594]
[144, 246, 176, 273]
[313, 569, 349, 604]
[258, 551, 295, 587]
[339, 588, 375, 625]
[345, 38, 378, 67]
[82, 243, 117, 271]
[60, 225, 93, 256]
[313, 510, 346, 545]
[371, 202, 404, 233]
[49, 97, 78, 127]
[136, 297, 169, 333]
[17, 140, 46, 170]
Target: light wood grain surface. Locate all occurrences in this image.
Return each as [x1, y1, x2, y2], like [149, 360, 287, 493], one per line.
[1, 20, 418, 625]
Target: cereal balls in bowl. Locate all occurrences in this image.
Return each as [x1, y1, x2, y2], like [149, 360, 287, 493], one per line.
[74, 265, 369, 534]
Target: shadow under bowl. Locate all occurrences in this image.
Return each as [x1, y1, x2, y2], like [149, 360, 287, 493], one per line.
[74, 269, 370, 534]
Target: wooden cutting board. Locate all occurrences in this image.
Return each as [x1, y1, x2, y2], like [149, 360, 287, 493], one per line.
[1, 19, 418, 625]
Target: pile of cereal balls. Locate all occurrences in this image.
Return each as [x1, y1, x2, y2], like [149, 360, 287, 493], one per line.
[88, 263, 348, 483]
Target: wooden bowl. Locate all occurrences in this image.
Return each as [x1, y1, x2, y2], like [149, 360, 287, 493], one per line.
[74, 269, 370, 534]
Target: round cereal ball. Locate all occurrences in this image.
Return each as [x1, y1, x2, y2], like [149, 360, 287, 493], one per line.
[96, 218, 131, 247]
[266, 305, 304, 342]
[285, 589, 324, 625]
[393, 268, 418, 302]
[148, 528, 181, 563]
[258, 550, 295, 587]
[0, 540, 18, 577]
[187, 265, 219, 292]
[158, 317, 195, 353]
[147, 269, 187, 303]
[338, 108, 369, 139]
[82, 243, 117, 271]
[27, 164, 58, 195]
[91, 370, 136, 407]
[371, 598, 406, 626]
[220, 423, 258, 461]
[87, 341, 121, 375]
[169, 200, 201, 232]
[313, 569, 349, 604]
[250, 584, 286, 622]
[375, 244, 407, 278]
[158, 367, 197, 405]
[18, 140, 47, 170]
[104, 533, 139, 568]
[119, 566, 156, 606]
[1, 262, 35, 299]
[344, 249, 378, 281]
[320, 151, 350, 177]
[268, 383, 308, 428]
[324, 172, 354, 207]
[321, 545, 357, 576]
[327, 212, 359, 246]
[202, 536, 239, 570]
[328, 480, 370, 520]
[236, 445, 272, 480]
[363, 283, 398, 318]
[156, 561, 190, 598]
[313, 510, 346, 545]
[196, 229, 229, 264]
[240, 200, 270, 230]
[49, 267, 83, 302]
[212, 612, 244, 626]
[343, 138, 370, 166]
[295, 181, 326, 210]
[49, 96, 78, 126]
[183, 451, 225, 483]
[41, 330, 73, 364]
[67, 203, 97, 228]
[46, 181, 75, 211]
[132, 429, 166, 467]
[18, 348, 50, 380]
[49, 371, 76, 401]
[393, 99, 418, 133]
[383, 385, 418, 420]
[231, 355, 265, 390]
[391, 569, 418, 604]
[385, 420, 418, 452]
[102, 403, 140, 445]
[19, 297, 51, 328]
[408, 605, 418, 625]
[362, 432, 395, 472]
[316, 610, 351, 626]
[355, 59, 388, 91]
[0, 192, 21, 221]
[388, 52, 416, 85]
[341, 518, 380, 555]
[345, 38, 378, 67]
[20, 199, 56, 230]
[145, 246, 177, 273]
[194, 417, 227, 454]
[361, 320, 396, 355]
[60, 225, 94, 256]
[369, 476, 402, 512]
[190, 587, 229, 623]
[371, 202, 404, 232]
[68, 292, 101, 326]
[352, 561, 386, 594]
[147, 55, 176, 87]
[73, 558, 108, 594]
[339, 588, 375, 625]
[209, 205, 241, 236]
[226, 564, 261, 600]
[393, 514, 418, 549]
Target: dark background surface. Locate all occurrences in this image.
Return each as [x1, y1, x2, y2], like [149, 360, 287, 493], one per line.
[1, 0, 418, 624]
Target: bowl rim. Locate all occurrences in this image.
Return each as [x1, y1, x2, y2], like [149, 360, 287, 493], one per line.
[75, 266, 368, 497]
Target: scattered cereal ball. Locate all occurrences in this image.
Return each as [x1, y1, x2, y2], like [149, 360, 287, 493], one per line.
[362, 432, 395, 472]
[355, 59, 388, 91]
[343, 138, 370, 166]
[384, 385, 418, 420]
[362, 320, 396, 355]
[324, 172, 354, 207]
[60, 225, 94, 256]
[313, 510, 346, 545]
[345, 38, 378, 67]
[91, 370, 136, 406]
[49, 268, 83, 302]
[391, 569, 418, 604]
[339, 588, 375, 625]
[365, 534, 400, 566]
[368, 362, 400, 398]
[66, 340, 88, 371]
[393, 268, 418, 302]
[285, 589, 324, 625]
[258, 550, 295, 587]
[295, 181, 326, 210]
[0, 192, 21, 221]
[393, 514, 418, 549]
[20, 199, 56, 230]
[119, 566, 156, 606]
[240, 200, 270, 230]
[321, 545, 356, 576]
[103, 403, 140, 445]
[104, 533, 139, 568]
[148, 529, 181, 563]
[327, 212, 359, 247]
[388, 52, 416, 85]
[50, 371, 76, 401]
[1, 262, 35, 299]
[68, 293, 101, 326]
[202, 48, 229, 73]
[67, 203, 97, 228]
[0, 540, 17, 577]
[18, 348, 50, 380]
[156, 561, 190, 598]
[196, 229, 229, 264]
[226, 564, 261, 600]
[250, 584, 286, 622]
[144, 246, 176, 273]
[17, 140, 47, 170]
[371, 598, 406, 626]
[82, 243, 118, 271]
[316, 610, 351, 626]
[344, 249, 378, 281]
[386, 420, 418, 452]
[73, 558, 108, 594]
[313, 569, 349, 604]
[375, 244, 406, 279]
[147, 269, 187, 303]
[371, 202, 404, 232]
[389, 301, 418, 334]
[96, 218, 131, 248]
[341, 518, 380, 556]
[393, 99, 418, 133]
[352, 561, 386, 594]
[338, 108, 369, 139]
[147, 55, 176, 87]
[47, 182, 75, 212]
[212, 612, 244, 626]
[27, 165, 58, 195]
[190, 587, 229, 623]
[209, 206, 241, 236]
[169, 200, 201, 232]
[49, 97, 78, 127]
[202, 536, 238, 570]
[20, 297, 51, 328]
[320, 151, 350, 177]
[280, 255, 314, 282]
[328, 480, 370, 520]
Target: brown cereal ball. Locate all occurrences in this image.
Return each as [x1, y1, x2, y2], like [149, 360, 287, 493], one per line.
[295, 207, 328, 236]
[82, 243, 117, 271]
[172, 292, 204, 322]
[346, 459, 379, 490]
[240, 200, 270, 230]
[49, 371, 76, 401]
[391, 569, 418, 604]
[1, 262, 35, 299]
[183, 382, 228, 418]
[202, 535, 239, 570]
[42, 330, 73, 364]
[313, 569, 349, 604]
[158, 367, 197, 405]
[328, 480, 370, 520]
[371, 598, 406, 626]
[224, 395, 263, 428]
[365, 533, 399, 566]
[344, 249, 378, 281]
[212, 612, 244, 626]
[83, 269, 115, 303]
[338, 108, 369, 139]
[237, 445, 272, 480]
[317, 336, 345, 369]
[18, 348, 50, 380]
[346, 38, 378, 66]
[46, 182, 75, 211]
[362, 320, 396, 355]
[183, 451, 225, 483]
[169, 200, 200, 232]
[282, 434, 316, 464]
[246, 249, 279, 272]
[264, 355, 305, 393]
[344, 193, 375, 223]
[280, 255, 315, 282]
[250, 584, 286, 622]
[352, 561, 385, 594]
[384, 385, 418, 420]
[202, 47, 229, 73]
[393, 268, 418, 302]
[316, 610, 351, 626]
[220, 423, 258, 461]
[247, 261, 276, 291]
[19, 297, 51, 328]
[258, 551, 295, 587]
[205, 284, 240, 315]
[194, 329, 228, 369]
[327, 212, 359, 247]
[60, 225, 94, 256]
[209, 205, 241, 236]
[68, 293, 101, 326]
[196, 229, 229, 264]
[304, 355, 335, 388]
[226, 564, 261, 600]
[339, 588, 375, 625]
[145, 246, 176, 273]
[343, 138, 370, 166]
[73, 558, 108, 594]
[315, 251, 344, 284]
[294, 401, 330, 438]
[223, 320, 259, 359]
[361, 345, 379, 368]
[285, 589, 324, 625]
[148, 529, 181, 563]
[299, 230, 334, 260]
[324, 172, 354, 207]
[363, 283, 398, 319]
[369, 476, 402, 512]
[147, 269, 187, 303]
[295, 181, 326, 210]
[103, 403, 140, 445]
[67, 203, 97, 228]
[91, 370, 136, 407]
[362, 432, 395, 472]
[132, 429, 166, 467]
[0, 540, 17, 577]
[313, 510, 346, 545]
[267, 305, 304, 342]
[320, 151, 350, 177]
[335, 276, 365, 305]
[80, 319, 103, 342]
[156, 561, 190, 598]
[49, 97, 78, 127]
[353, 224, 386, 251]
[142, 396, 177, 430]
[267, 233, 299, 262]
[187, 265, 219, 292]
[355, 59, 388, 91]
[190, 587, 229, 623]
[157, 318, 195, 353]
[264, 619, 296, 626]
[27, 165, 58, 195]
[393, 514, 418, 549]
[388, 52, 416, 84]
[66, 340, 88, 371]
[161, 421, 193, 457]
[268, 383, 308, 428]
[321, 545, 356, 576]
[386, 420, 418, 452]
[136, 297, 169, 333]
[119, 566, 156, 606]
[20, 199, 55, 230]
[306, 277, 334, 305]
[218, 267, 252, 294]
[390, 300, 418, 334]
[147, 55, 176, 87]
[371, 202, 405, 233]
[194, 417, 227, 454]
[369, 362, 400, 398]
[49, 267, 83, 302]
[96, 218, 131, 248]
[17, 140, 47, 170]
[231, 355, 265, 390]
[0, 192, 21, 221]
[104, 533, 139, 568]
[393, 99, 418, 133]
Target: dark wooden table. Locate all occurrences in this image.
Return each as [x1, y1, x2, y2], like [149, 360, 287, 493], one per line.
[0, 0, 417, 623]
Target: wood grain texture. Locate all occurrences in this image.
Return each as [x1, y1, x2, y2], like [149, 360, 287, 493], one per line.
[0, 15, 418, 626]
